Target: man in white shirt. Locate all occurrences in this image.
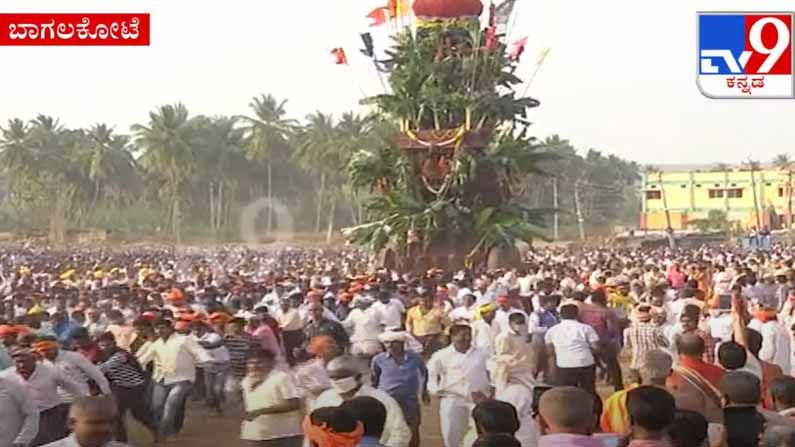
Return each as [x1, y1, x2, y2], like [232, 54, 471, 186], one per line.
[427, 324, 490, 447]
[1, 347, 87, 446]
[371, 291, 406, 330]
[312, 355, 411, 447]
[449, 293, 477, 323]
[0, 374, 39, 447]
[544, 304, 600, 393]
[240, 349, 302, 447]
[471, 304, 499, 355]
[343, 296, 384, 357]
[36, 338, 111, 403]
[749, 310, 792, 374]
[138, 319, 212, 441]
[275, 297, 303, 366]
[41, 395, 130, 447]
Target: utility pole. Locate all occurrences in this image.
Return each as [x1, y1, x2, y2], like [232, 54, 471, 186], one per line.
[748, 158, 762, 230]
[552, 177, 559, 241]
[658, 171, 673, 233]
[574, 180, 585, 241]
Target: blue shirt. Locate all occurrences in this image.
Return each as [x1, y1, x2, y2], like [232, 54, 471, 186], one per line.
[357, 436, 386, 447]
[371, 350, 426, 400]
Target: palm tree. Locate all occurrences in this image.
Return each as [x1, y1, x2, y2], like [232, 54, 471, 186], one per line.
[773, 154, 792, 170]
[773, 154, 794, 231]
[86, 123, 115, 209]
[296, 112, 339, 234]
[132, 103, 194, 243]
[192, 115, 247, 235]
[240, 94, 296, 235]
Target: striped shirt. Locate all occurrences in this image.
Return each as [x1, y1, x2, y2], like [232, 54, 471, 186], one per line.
[97, 349, 146, 388]
[223, 334, 258, 378]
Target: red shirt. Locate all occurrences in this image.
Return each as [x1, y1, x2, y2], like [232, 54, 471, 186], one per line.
[679, 355, 725, 388]
[78, 343, 100, 363]
[761, 360, 784, 409]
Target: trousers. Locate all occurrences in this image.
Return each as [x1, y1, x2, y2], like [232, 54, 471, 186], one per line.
[151, 380, 194, 437]
[439, 396, 472, 447]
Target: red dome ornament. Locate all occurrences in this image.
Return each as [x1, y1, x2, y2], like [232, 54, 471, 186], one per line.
[412, 0, 483, 20]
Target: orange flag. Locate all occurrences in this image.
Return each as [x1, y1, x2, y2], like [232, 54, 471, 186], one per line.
[387, 0, 411, 18]
[367, 7, 389, 26]
[331, 48, 348, 65]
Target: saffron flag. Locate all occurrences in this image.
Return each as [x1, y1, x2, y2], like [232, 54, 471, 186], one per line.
[508, 37, 527, 61]
[367, 7, 389, 26]
[495, 0, 516, 26]
[387, 0, 411, 18]
[331, 47, 348, 65]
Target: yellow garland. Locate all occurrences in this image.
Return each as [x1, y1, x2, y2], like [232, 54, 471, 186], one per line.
[404, 126, 466, 148]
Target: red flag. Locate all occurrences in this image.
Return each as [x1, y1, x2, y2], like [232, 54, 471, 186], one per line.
[331, 48, 348, 65]
[509, 37, 527, 61]
[485, 2, 497, 50]
[485, 26, 498, 50]
[367, 7, 389, 26]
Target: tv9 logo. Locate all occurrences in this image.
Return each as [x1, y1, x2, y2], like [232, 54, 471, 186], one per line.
[697, 12, 794, 98]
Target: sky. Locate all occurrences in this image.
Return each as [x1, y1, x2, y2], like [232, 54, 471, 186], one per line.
[1, 0, 794, 165]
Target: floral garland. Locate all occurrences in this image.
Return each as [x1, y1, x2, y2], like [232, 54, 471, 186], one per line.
[404, 126, 466, 148]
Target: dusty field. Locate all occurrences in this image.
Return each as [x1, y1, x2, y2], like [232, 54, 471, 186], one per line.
[128, 397, 446, 447]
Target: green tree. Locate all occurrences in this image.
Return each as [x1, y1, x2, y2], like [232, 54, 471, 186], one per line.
[240, 94, 297, 235]
[132, 103, 194, 242]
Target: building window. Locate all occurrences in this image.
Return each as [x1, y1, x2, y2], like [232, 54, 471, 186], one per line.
[726, 188, 743, 198]
[780, 187, 785, 197]
[680, 184, 687, 188]
[645, 190, 661, 200]
[709, 189, 724, 199]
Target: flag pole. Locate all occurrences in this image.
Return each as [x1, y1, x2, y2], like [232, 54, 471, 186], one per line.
[519, 49, 550, 98]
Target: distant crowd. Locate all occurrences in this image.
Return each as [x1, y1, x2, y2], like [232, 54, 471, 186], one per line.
[0, 245, 794, 447]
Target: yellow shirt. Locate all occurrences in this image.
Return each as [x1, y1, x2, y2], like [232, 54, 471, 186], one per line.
[406, 305, 447, 337]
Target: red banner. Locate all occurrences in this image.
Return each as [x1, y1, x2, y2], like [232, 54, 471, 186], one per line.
[0, 13, 150, 46]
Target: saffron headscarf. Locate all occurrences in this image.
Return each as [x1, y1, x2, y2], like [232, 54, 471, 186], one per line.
[302, 415, 363, 447]
[307, 336, 336, 356]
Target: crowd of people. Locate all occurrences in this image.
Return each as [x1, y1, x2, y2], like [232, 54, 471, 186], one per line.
[1, 244, 795, 447]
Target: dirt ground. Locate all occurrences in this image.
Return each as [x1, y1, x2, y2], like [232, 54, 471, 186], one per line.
[128, 397, 446, 447]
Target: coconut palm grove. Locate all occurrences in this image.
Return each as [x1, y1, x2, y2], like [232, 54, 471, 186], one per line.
[0, 1, 642, 252]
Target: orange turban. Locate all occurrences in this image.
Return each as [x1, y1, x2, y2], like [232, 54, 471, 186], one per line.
[178, 311, 200, 322]
[167, 288, 185, 303]
[32, 340, 58, 355]
[302, 416, 363, 447]
[13, 325, 30, 336]
[307, 336, 335, 356]
[209, 312, 232, 324]
[754, 308, 778, 323]
[0, 325, 17, 337]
